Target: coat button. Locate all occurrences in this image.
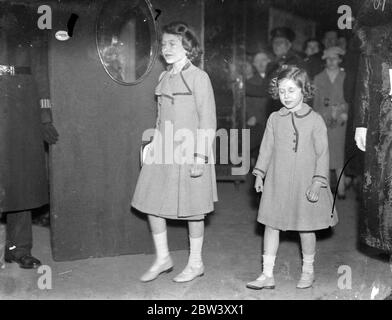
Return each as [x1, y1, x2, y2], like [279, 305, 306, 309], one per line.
[293, 140, 296, 143]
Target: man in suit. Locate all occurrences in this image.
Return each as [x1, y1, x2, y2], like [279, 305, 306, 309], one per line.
[0, 3, 58, 269]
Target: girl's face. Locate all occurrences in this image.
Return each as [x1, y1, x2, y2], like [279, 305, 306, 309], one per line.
[278, 79, 304, 110]
[326, 56, 341, 70]
[161, 33, 187, 65]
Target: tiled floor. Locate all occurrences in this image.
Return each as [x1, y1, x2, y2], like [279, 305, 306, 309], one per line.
[1, 179, 391, 299]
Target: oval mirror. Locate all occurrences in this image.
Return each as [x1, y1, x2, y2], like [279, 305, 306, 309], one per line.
[96, 0, 158, 85]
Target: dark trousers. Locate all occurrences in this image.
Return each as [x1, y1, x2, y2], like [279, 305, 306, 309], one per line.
[5, 210, 32, 258]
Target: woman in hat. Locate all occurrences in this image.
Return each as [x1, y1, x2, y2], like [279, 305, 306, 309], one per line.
[313, 46, 348, 199]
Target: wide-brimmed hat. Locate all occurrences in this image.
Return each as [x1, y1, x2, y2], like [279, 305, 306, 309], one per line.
[322, 46, 346, 59]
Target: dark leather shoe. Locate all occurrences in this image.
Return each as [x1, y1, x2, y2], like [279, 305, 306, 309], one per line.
[5, 254, 42, 269]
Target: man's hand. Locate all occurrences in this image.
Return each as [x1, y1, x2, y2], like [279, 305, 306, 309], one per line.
[355, 127, 367, 152]
[42, 123, 59, 145]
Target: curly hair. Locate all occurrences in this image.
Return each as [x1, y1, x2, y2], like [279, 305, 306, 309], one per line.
[269, 65, 315, 102]
[161, 21, 202, 63]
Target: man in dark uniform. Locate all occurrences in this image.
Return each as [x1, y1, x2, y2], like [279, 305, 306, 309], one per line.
[266, 27, 305, 114]
[267, 27, 305, 77]
[0, 3, 58, 269]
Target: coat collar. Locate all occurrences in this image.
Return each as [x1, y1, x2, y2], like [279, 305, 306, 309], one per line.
[155, 61, 195, 98]
[166, 60, 192, 73]
[278, 103, 313, 118]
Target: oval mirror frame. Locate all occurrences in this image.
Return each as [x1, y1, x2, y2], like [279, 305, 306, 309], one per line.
[96, 0, 159, 86]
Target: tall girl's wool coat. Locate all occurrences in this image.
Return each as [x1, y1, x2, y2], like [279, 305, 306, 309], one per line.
[131, 62, 218, 220]
[253, 104, 338, 231]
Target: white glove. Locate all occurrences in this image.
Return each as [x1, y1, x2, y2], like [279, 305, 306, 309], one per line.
[355, 127, 367, 152]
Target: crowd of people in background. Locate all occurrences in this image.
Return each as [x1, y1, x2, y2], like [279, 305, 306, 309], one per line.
[245, 27, 363, 199]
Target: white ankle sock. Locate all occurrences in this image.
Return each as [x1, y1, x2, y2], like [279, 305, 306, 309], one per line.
[152, 231, 170, 262]
[188, 236, 203, 267]
[262, 254, 276, 278]
[302, 253, 315, 274]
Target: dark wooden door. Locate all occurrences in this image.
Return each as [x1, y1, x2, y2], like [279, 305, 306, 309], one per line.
[49, 0, 204, 261]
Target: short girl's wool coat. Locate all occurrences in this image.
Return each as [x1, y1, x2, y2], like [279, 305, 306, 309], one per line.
[131, 62, 218, 219]
[253, 104, 338, 231]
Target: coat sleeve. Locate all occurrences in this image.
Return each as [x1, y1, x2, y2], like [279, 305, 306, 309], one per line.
[30, 33, 52, 123]
[312, 114, 329, 187]
[354, 54, 370, 128]
[252, 114, 275, 177]
[194, 70, 217, 163]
